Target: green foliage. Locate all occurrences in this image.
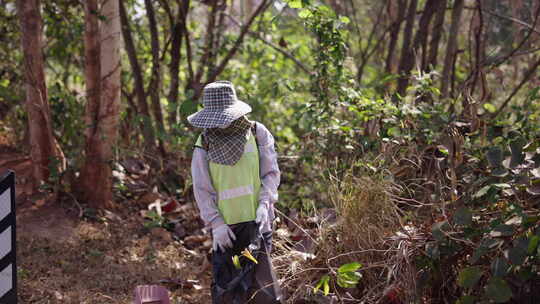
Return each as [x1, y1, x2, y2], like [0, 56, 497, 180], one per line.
[143, 210, 172, 230]
[457, 267, 483, 289]
[314, 262, 362, 296]
[48, 82, 85, 157]
[336, 262, 362, 288]
[313, 274, 330, 296]
[485, 278, 513, 303]
[289, 0, 350, 132]
[420, 130, 540, 302]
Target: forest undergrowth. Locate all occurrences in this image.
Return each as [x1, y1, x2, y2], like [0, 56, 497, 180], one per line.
[3, 0, 540, 303]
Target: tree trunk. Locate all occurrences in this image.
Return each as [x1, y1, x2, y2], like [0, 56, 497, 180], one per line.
[463, 0, 487, 103]
[17, 0, 59, 190]
[166, 1, 189, 127]
[441, 0, 464, 99]
[144, 0, 166, 156]
[119, 0, 156, 151]
[79, 0, 121, 209]
[396, 0, 418, 96]
[427, 0, 447, 69]
[385, 0, 407, 74]
[414, 0, 438, 70]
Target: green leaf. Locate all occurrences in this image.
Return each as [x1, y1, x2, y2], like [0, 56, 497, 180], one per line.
[456, 295, 476, 304]
[387, 126, 400, 137]
[457, 267, 483, 289]
[492, 167, 509, 177]
[490, 224, 514, 237]
[509, 136, 526, 168]
[506, 246, 527, 266]
[338, 262, 362, 273]
[491, 257, 509, 277]
[323, 275, 330, 296]
[483, 103, 497, 113]
[487, 147, 504, 167]
[232, 255, 241, 269]
[337, 271, 361, 288]
[298, 9, 312, 18]
[469, 239, 500, 264]
[528, 236, 540, 254]
[179, 99, 198, 116]
[426, 242, 440, 260]
[288, 0, 302, 8]
[339, 16, 350, 24]
[453, 207, 472, 226]
[432, 221, 450, 241]
[517, 266, 533, 281]
[474, 185, 491, 198]
[314, 274, 330, 296]
[485, 278, 513, 303]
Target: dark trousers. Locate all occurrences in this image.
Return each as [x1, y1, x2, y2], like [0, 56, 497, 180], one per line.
[211, 221, 282, 304]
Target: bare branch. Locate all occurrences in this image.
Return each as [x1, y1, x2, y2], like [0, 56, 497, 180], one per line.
[492, 57, 540, 119]
[481, 8, 540, 35]
[207, 0, 271, 83]
[225, 14, 310, 74]
[195, 0, 220, 84]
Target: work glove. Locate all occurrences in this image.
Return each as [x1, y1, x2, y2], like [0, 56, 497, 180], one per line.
[212, 224, 236, 252]
[255, 201, 270, 232]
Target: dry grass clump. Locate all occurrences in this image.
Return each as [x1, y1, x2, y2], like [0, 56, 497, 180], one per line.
[276, 172, 426, 303]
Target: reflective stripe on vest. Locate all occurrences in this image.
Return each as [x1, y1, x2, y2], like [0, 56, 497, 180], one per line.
[196, 131, 261, 225]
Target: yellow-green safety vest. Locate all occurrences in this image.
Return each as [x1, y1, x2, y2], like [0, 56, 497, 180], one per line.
[196, 130, 261, 225]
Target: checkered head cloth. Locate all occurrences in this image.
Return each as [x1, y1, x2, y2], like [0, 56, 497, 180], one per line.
[203, 116, 253, 165]
[188, 81, 252, 129]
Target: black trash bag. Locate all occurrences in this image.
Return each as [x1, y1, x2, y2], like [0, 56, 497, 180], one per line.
[211, 221, 282, 304]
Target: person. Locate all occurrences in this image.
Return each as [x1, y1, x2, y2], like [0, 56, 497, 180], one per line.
[189, 81, 282, 303]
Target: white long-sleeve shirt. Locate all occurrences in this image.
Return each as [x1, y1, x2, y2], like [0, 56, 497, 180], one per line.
[191, 122, 280, 229]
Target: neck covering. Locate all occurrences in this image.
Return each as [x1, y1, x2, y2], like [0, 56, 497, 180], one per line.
[204, 116, 253, 165]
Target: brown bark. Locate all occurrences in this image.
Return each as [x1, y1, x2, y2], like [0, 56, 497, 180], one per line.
[414, 0, 438, 70]
[119, 0, 156, 151]
[206, 0, 270, 84]
[195, 0, 220, 84]
[166, 0, 190, 126]
[144, 0, 166, 156]
[441, 0, 464, 99]
[17, 0, 59, 189]
[79, 0, 121, 208]
[207, 0, 228, 81]
[467, 0, 487, 101]
[427, 0, 447, 69]
[396, 0, 418, 96]
[385, 0, 407, 74]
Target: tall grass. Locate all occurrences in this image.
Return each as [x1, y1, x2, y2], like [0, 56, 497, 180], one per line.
[275, 165, 427, 303]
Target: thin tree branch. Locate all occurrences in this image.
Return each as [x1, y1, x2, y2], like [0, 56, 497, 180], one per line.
[482, 4, 540, 68]
[225, 14, 310, 74]
[480, 8, 540, 35]
[492, 56, 540, 119]
[207, 0, 271, 83]
[195, 0, 220, 84]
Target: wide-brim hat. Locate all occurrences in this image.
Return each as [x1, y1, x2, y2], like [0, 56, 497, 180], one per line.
[187, 81, 252, 129]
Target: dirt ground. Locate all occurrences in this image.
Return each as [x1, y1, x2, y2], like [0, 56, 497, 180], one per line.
[2, 145, 213, 303]
[16, 204, 213, 304]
